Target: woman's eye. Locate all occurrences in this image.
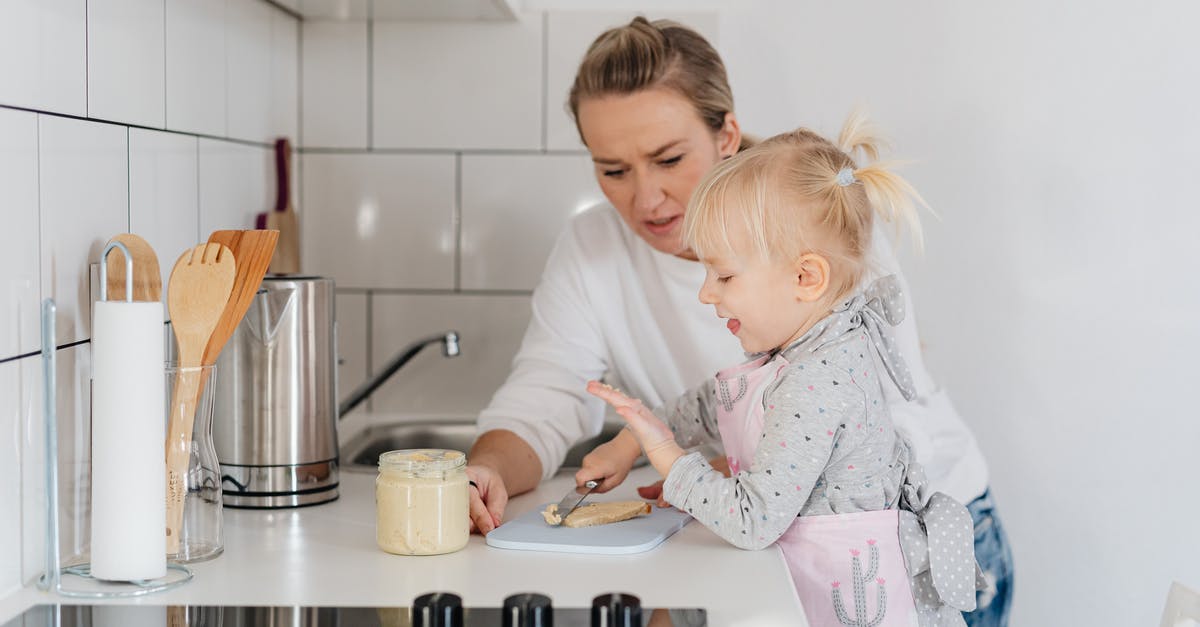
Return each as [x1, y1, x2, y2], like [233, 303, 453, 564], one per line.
[659, 155, 683, 167]
[602, 168, 625, 178]
[717, 275, 732, 284]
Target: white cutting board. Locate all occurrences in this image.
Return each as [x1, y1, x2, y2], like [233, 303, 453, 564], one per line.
[485, 502, 692, 555]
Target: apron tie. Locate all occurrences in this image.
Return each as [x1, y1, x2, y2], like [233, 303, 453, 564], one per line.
[796, 275, 917, 401]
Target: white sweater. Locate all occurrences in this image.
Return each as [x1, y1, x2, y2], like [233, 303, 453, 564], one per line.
[477, 205, 989, 504]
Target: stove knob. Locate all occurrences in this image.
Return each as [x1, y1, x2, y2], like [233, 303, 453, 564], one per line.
[503, 592, 554, 627]
[591, 593, 642, 627]
[413, 592, 464, 627]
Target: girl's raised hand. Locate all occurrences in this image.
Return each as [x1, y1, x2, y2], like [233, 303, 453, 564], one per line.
[585, 381, 684, 478]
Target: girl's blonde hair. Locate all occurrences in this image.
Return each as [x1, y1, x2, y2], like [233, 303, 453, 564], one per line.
[568, 16, 754, 151]
[683, 111, 928, 305]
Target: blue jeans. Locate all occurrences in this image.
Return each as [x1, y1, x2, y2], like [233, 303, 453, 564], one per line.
[963, 489, 1014, 626]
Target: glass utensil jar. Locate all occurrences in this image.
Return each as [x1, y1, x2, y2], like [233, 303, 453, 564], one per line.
[165, 363, 223, 563]
[376, 449, 469, 555]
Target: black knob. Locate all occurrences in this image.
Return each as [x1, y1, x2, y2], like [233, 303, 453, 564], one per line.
[413, 592, 463, 627]
[591, 593, 642, 627]
[503, 592, 554, 627]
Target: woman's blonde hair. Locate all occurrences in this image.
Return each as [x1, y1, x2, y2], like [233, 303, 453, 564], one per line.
[683, 111, 928, 305]
[568, 16, 753, 150]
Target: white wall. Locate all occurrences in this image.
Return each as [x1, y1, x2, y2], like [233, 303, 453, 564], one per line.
[0, 0, 298, 598]
[717, 2, 1200, 625]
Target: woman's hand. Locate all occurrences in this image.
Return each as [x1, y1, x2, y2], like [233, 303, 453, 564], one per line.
[576, 428, 642, 493]
[465, 464, 507, 535]
[586, 381, 684, 478]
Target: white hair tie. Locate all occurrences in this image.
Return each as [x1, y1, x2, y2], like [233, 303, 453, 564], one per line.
[836, 167, 857, 187]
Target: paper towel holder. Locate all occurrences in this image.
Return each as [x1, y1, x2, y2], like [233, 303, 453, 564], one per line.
[36, 243, 194, 597]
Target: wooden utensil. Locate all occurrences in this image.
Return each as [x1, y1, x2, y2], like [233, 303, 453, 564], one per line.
[104, 233, 162, 302]
[256, 138, 300, 274]
[203, 229, 279, 367]
[165, 242, 236, 554]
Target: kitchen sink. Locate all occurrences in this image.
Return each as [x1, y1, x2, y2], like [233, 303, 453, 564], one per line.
[339, 419, 645, 472]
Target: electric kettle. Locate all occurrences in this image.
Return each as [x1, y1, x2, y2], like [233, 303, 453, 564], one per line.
[212, 276, 339, 508]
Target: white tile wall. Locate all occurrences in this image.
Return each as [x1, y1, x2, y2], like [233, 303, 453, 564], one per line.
[226, 0, 274, 143]
[38, 116, 129, 345]
[372, 18, 543, 149]
[0, 0, 87, 117]
[296, 0, 368, 20]
[128, 129, 200, 303]
[460, 154, 602, 290]
[1, 0, 301, 600]
[300, 21, 368, 148]
[270, 13, 300, 141]
[86, 0, 166, 127]
[0, 109, 41, 360]
[198, 138, 272, 235]
[164, 0, 227, 137]
[336, 293, 368, 405]
[544, 11, 718, 150]
[0, 361, 22, 597]
[300, 153, 455, 289]
[371, 293, 531, 416]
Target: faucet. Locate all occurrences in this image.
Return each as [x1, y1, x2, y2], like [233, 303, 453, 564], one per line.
[338, 330, 460, 418]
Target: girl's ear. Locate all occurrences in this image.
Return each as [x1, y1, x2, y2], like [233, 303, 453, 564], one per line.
[794, 253, 831, 303]
[717, 112, 742, 159]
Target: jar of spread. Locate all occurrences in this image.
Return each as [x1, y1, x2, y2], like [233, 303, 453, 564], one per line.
[376, 449, 469, 555]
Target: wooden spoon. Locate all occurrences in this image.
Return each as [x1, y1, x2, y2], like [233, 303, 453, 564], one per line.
[104, 233, 161, 302]
[202, 229, 279, 367]
[165, 242, 236, 554]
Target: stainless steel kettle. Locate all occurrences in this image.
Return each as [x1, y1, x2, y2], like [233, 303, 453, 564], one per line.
[212, 276, 339, 508]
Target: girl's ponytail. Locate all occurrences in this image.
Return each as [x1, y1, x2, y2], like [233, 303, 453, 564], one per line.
[829, 110, 928, 252]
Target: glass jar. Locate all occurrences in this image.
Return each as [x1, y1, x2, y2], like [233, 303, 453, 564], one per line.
[375, 449, 469, 555]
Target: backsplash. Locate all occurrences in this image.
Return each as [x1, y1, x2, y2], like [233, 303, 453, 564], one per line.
[299, 11, 716, 416]
[0, 0, 298, 597]
[0, 3, 715, 599]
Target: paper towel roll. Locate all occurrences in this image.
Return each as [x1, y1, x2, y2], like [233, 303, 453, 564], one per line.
[90, 299, 166, 581]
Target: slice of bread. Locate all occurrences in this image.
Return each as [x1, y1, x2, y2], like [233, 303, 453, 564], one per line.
[542, 501, 651, 528]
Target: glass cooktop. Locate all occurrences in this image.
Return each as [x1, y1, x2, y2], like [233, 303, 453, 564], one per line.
[4, 598, 707, 627]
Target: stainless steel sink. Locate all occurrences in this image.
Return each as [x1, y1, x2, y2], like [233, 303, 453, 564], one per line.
[339, 419, 645, 472]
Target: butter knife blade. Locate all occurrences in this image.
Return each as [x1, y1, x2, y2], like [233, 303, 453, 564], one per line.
[551, 479, 598, 525]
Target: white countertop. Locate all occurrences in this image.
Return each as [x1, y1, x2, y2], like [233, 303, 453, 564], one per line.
[1, 466, 805, 625]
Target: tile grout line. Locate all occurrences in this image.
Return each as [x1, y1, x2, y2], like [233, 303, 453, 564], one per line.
[126, 126, 131, 231]
[365, 290, 373, 413]
[85, 0, 89, 117]
[454, 152, 462, 292]
[162, 0, 168, 128]
[297, 12, 304, 149]
[366, 18, 373, 151]
[0, 339, 93, 367]
[0, 103, 279, 150]
[298, 146, 588, 156]
[541, 11, 548, 150]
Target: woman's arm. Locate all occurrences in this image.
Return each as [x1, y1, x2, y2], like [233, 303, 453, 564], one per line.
[469, 224, 612, 532]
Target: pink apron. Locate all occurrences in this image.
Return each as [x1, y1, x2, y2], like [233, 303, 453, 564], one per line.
[714, 354, 920, 627]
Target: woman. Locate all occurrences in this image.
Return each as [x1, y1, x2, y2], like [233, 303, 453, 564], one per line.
[466, 17, 1012, 625]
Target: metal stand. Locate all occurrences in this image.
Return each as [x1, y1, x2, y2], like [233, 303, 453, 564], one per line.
[36, 241, 194, 598]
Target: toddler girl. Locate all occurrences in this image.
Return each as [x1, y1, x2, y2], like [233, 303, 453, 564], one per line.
[583, 113, 981, 626]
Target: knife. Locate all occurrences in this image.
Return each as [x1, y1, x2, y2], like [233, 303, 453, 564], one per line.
[550, 479, 599, 525]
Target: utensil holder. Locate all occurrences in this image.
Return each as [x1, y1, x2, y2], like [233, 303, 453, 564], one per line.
[166, 362, 223, 563]
[37, 242, 192, 597]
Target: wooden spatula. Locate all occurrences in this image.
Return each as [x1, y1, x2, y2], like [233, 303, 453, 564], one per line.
[203, 229, 279, 367]
[104, 233, 162, 302]
[165, 242, 236, 554]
